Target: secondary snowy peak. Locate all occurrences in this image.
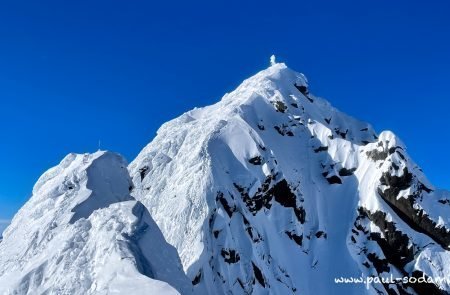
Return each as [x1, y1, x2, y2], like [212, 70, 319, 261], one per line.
[0, 151, 192, 295]
[130, 63, 450, 294]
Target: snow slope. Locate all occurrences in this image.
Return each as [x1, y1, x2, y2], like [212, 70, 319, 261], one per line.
[0, 151, 192, 295]
[2, 61, 448, 295]
[130, 62, 450, 294]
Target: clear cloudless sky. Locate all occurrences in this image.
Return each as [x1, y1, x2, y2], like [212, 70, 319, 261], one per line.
[0, 0, 449, 225]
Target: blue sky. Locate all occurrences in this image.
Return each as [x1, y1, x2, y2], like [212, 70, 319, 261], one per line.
[0, 0, 449, 225]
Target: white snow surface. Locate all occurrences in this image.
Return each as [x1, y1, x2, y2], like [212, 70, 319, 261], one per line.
[0, 151, 192, 295]
[129, 63, 450, 294]
[2, 62, 450, 295]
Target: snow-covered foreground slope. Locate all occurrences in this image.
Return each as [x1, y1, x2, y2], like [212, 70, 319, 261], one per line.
[130, 62, 450, 294]
[0, 151, 192, 295]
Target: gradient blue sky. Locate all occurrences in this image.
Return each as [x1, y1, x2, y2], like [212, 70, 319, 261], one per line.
[1, 1, 449, 224]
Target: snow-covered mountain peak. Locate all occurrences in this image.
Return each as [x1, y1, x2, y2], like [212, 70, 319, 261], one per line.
[220, 62, 308, 104]
[0, 151, 192, 295]
[8, 151, 134, 237]
[3, 63, 450, 294]
[130, 64, 450, 294]
[29, 151, 133, 223]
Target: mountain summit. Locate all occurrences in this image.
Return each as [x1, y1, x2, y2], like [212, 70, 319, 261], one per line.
[1, 63, 449, 295]
[129, 63, 450, 294]
[0, 151, 192, 295]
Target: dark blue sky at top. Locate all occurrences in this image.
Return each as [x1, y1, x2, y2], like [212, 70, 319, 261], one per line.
[0, 0, 449, 221]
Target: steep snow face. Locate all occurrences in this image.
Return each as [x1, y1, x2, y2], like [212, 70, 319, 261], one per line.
[130, 63, 450, 294]
[0, 151, 192, 295]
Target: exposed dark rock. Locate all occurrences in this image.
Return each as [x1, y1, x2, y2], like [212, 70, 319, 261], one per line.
[216, 192, 236, 218]
[380, 168, 412, 190]
[294, 84, 309, 96]
[360, 208, 414, 268]
[294, 207, 306, 224]
[366, 143, 401, 162]
[294, 84, 314, 103]
[235, 177, 305, 223]
[249, 156, 263, 165]
[396, 151, 406, 161]
[355, 208, 447, 294]
[353, 213, 369, 235]
[243, 216, 262, 243]
[252, 262, 266, 287]
[388, 147, 397, 155]
[257, 123, 265, 130]
[378, 168, 450, 249]
[315, 231, 327, 239]
[366, 149, 389, 162]
[439, 199, 450, 205]
[139, 166, 149, 181]
[322, 173, 342, 184]
[339, 167, 357, 177]
[63, 177, 76, 190]
[272, 179, 296, 208]
[192, 270, 202, 285]
[391, 162, 400, 171]
[285, 231, 303, 246]
[379, 191, 450, 250]
[314, 146, 328, 153]
[325, 117, 331, 124]
[213, 230, 220, 238]
[274, 101, 287, 113]
[234, 179, 273, 215]
[360, 128, 369, 131]
[408, 270, 448, 295]
[355, 209, 423, 295]
[221, 248, 240, 264]
[291, 102, 298, 108]
[334, 128, 348, 139]
[367, 252, 390, 274]
[274, 125, 286, 136]
[237, 278, 245, 290]
[272, 180, 305, 223]
[245, 227, 255, 241]
[418, 182, 433, 194]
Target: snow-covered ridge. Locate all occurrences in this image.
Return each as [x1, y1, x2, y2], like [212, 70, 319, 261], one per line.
[0, 151, 192, 295]
[2, 61, 450, 295]
[130, 62, 450, 294]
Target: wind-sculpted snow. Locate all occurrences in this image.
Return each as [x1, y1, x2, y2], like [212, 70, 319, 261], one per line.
[0, 151, 192, 295]
[3, 62, 449, 294]
[130, 63, 450, 294]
